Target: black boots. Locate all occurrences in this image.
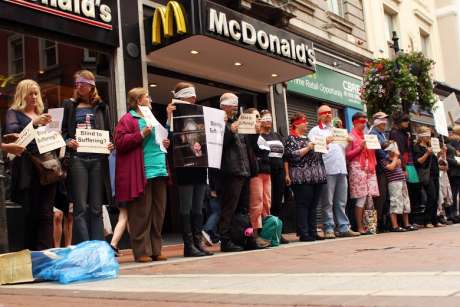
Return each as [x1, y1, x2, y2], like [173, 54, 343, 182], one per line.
[191, 213, 213, 256]
[221, 239, 244, 252]
[183, 233, 206, 257]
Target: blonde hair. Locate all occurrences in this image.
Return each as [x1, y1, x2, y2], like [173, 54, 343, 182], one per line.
[127, 87, 148, 110]
[11, 79, 44, 114]
[73, 70, 102, 104]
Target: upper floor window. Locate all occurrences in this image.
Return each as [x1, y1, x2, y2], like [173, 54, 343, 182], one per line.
[328, 0, 344, 17]
[420, 31, 430, 57]
[8, 34, 24, 76]
[39, 39, 58, 70]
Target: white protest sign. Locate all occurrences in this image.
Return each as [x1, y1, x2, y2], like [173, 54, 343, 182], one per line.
[431, 137, 441, 154]
[455, 157, 460, 164]
[155, 124, 169, 153]
[138, 105, 161, 128]
[203, 106, 225, 168]
[76, 129, 110, 154]
[313, 136, 328, 153]
[7, 122, 36, 160]
[433, 100, 449, 137]
[332, 128, 349, 145]
[443, 92, 460, 126]
[46, 108, 64, 133]
[364, 134, 381, 150]
[237, 113, 257, 134]
[35, 127, 66, 154]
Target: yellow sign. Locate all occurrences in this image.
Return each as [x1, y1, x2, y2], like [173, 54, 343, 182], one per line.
[152, 1, 187, 45]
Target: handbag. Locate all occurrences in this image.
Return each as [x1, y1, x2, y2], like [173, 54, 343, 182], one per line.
[29, 151, 66, 185]
[363, 196, 377, 234]
[405, 164, 419, 183]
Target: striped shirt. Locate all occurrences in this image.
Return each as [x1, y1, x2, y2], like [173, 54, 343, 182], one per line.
[381, 158, 405, 182]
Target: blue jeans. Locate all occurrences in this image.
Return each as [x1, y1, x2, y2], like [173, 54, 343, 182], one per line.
[322, 174, 351, 233]
[203, 196, 221, 239]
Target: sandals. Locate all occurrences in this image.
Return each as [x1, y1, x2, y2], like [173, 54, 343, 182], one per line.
[404, 225, 418, 231]
[390, 227, 407, 233]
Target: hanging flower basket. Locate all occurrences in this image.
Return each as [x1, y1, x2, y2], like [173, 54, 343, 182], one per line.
[360, 52, 436, 116]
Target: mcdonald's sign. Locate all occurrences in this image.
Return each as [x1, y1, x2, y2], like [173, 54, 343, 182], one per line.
[151, 1, 187, 45]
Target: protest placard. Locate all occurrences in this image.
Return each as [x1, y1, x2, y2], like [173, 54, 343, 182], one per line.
[138, 105, 161, 128]
[432, 100, 449, 137]
[431, 137, 441, 154]
[313, 136, 328, 153]
[35, 127, 66, 154]
[443, 92, 460, 126]
[6, 122, 36, 160]
[364, 134, 381, 150]
[237, 113, 257, 134]
[332, 128, 349, 145]
[76, 129, 110, 154]
[46, 108, 64, 133]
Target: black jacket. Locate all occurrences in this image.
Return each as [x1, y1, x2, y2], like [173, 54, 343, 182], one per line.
[246, 134, 270, 176]
[447, 140, 460, 177]
[61, 99, 113, 205]
[221, 118, 250, 177]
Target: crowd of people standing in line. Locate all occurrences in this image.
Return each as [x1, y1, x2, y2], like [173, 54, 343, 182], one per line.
[4, 70, 460, 263]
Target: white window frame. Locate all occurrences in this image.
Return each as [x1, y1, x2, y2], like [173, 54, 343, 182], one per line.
[8, 34, 25, 76]
[328, 0, 344, 17]
[39, 39, 59, 71]
[83, 48, 97, 62]
[420, 29, 430, 57]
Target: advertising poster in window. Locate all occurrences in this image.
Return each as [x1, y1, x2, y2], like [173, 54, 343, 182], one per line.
[172, 104, 225, 169]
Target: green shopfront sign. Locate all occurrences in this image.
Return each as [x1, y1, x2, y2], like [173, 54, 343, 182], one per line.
[288, 65, 363, 109]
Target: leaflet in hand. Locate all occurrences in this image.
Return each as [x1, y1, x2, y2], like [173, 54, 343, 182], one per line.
[76, 129, 110, 154]
[430, 137, 441, 154]
[332, 128, 349, 145]
[364, 134, 381, 150]
[313, 136, 328, 153]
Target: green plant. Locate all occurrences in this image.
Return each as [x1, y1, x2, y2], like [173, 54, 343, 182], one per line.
[360, 52, 436, 117]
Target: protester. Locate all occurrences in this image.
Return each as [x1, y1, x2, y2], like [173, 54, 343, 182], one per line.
[438, 146, 452, 225]
[446, 125, 460, 223]
[389, 112, 421, 215]
[245, 108, 271, 249]
[62, 70, 113, 244]
[5, 79, 55, 250]
[413, 126, 440, 228]
[346, 112, 379, 234]
[381, 143, 415, 232]
[308, 105, 360, 238]
[259, 109, 289, 244]
[369, 112, 390, 232]
[114, 87, 169, 262]
[166, 82, 212, 257]
[284, 112, 327, 241]
[218, 93, 250, 252]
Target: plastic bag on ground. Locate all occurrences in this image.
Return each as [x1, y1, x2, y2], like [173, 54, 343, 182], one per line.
[260, 215, 283, 247]
[31, 240, 119, 284]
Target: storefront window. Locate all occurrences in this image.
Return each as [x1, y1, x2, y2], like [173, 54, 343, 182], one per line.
[0, 29, 114, 125]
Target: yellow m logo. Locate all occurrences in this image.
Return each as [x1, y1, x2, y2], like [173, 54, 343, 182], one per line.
[152, 1, 187, 45]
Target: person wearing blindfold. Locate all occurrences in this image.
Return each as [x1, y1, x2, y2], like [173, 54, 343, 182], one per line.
[308, 105, 360, 239]
[284, 112, 327, 242]
[346, 112, 379, 234]
[62, 70, 114, 244]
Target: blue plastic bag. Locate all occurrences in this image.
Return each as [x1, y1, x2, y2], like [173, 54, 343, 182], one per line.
[31, 240, 119, 284]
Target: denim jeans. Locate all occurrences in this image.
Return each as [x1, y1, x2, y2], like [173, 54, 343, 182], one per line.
[322, 174, 351, 233]
[71, 156, 104, 244]
[203, 196, 221, 239]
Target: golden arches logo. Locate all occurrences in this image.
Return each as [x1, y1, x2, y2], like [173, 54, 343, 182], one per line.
[152, 1, 187, 45]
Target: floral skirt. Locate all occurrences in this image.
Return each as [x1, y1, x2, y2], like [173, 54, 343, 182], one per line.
[348, 161, 379, 199]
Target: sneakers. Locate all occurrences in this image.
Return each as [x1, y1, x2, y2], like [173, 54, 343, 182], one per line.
[324, 231, 336, 239]
[337, 230, 361, 237]
[201, 230, 213, 247]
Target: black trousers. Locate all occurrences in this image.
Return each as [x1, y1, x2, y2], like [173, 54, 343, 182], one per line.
[218, 175, 249, 241]
[422, 178, 439, 225]
[292, 183, 324, 239]
[270, 168, 284, 217]
[22, 180, 56, 251]
[373, 173, 388, 228]
[449, 176, 460, 217]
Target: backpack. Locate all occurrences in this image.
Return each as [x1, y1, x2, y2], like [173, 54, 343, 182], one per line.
[260, 215, 283, 247]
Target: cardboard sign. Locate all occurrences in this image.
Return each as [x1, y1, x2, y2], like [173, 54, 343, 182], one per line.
[313, 136, 328, 153]
[332, 128, 349, 145]
[35, 127, 66, 154]
[76, 129, 110, 154]
[7, 122, 36, 160]
[431, 137, 441, 154]
[364, 134, 381, 150]
[46, 108, 64, 133]
[237, 113, 257, 134]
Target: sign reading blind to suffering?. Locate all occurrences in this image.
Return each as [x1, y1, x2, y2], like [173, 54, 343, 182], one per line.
[76, 129, 110, 154]
[35, 127, 66, 154]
